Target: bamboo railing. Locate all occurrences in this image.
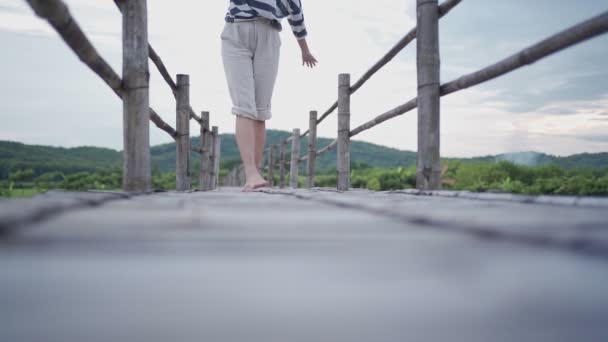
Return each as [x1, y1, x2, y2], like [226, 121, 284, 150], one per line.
[25, 0, 220, 192]
[226, 0, 608, 191]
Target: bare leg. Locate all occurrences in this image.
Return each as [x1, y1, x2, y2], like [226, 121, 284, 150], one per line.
[254, 119, 266, 172]
[235, 116, 268, 191]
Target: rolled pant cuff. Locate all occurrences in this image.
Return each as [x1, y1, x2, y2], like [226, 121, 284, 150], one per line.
[231, 107, 272, 121]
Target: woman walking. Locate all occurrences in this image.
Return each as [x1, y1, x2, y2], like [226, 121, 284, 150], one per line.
[221, 0, 318, 192]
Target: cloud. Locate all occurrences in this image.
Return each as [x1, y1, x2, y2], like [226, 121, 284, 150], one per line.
[577, 134, 608, 142]
[0, 0, 121, 44]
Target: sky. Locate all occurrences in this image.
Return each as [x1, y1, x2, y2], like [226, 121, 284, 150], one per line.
[0, 0, 607, 158]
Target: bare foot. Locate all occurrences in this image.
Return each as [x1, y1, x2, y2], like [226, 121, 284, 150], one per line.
[241, 174, 270, 192]
[241, 181, 270, 192]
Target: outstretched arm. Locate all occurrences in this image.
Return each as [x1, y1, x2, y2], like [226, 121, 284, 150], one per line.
[287, 0, 317, 68]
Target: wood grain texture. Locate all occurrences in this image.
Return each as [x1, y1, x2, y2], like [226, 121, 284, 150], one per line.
[122, 0, 151, 192]
[416, 0, 441, 190]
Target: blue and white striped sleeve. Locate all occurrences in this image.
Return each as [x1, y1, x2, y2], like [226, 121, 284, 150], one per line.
[285, 0, 308, 40]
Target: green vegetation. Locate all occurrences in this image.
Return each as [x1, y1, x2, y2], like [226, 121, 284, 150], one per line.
[2, 160, 607, 198]
[264, 160, 607, 195]
[2, 134, 607, 197]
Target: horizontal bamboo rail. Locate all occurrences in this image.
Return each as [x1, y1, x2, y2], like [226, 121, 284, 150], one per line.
[440, 11, 608, 96]
[349, 10, 608, 138]
[26, 0, 123, 97]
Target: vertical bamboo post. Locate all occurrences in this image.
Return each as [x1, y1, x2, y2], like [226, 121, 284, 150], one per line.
[199, 111, 210, 191]
[416, 0, 442, 190]
[211, 126, 220, 189]
[289, 129, 301, 189]
[208, 126, 217, 190]
[238, 164, 246, 186]
[175, 74, 190, 191]
[279, 140, 286, 188]
[268, 145, 276, 186]
[122, 0, 151, 192]
[307, 110, 318, 189]
[337, 73, 351, 191]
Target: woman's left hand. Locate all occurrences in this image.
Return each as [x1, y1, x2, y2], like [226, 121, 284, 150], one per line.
[297, 38, 318, 68]
[302, 50, 318, 68]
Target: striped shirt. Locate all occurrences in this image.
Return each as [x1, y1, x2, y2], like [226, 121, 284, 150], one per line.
[225, 0, 308, 40]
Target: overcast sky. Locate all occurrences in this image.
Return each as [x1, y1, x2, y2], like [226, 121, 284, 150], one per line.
[0, 0, 607, 157]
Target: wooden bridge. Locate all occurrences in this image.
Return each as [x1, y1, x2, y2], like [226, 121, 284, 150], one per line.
[4, 1, 608, 340]
[1, 187, 608, 341]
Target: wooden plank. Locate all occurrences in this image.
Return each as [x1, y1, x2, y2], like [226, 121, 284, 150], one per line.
[175, 74, 191, 191]
[416, 0, 441, 190]
[122, 0, 151, 192]
[307, 111, 318, 189]
[0, 190, 136, 236]
[337, 74, 351, 191]
[2, 188, 608, 342]
[289, 129, 301, 189]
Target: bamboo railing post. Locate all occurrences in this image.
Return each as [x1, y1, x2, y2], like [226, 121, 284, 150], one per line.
[210, 126, 220, 189]
[279, 140, 287, 188]
[238, 164, 246, 186]
[416, 0, 442, 190]
[307, 111, 318, 189]
[198, 111, 210, 191]
[268, 145, 276, 186]
[289, 129, 301, 189]
[175, 74, 190, 191]
[121, 0, 151, 192]
[337, 74, 351, 191]
[207, 126, 216, 190]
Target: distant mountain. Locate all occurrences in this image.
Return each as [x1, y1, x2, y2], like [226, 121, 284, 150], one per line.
[462, 151, 608, 169]
[1, 130, 607, 179]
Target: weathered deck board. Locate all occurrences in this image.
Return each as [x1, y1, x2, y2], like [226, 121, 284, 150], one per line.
[1, 187, 608, 342]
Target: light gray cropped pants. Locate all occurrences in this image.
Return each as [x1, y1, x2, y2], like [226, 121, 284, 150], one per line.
[221, 19, 281, 121]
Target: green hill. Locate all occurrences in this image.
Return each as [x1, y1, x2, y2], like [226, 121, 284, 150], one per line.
[1, 130, 607, 180]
